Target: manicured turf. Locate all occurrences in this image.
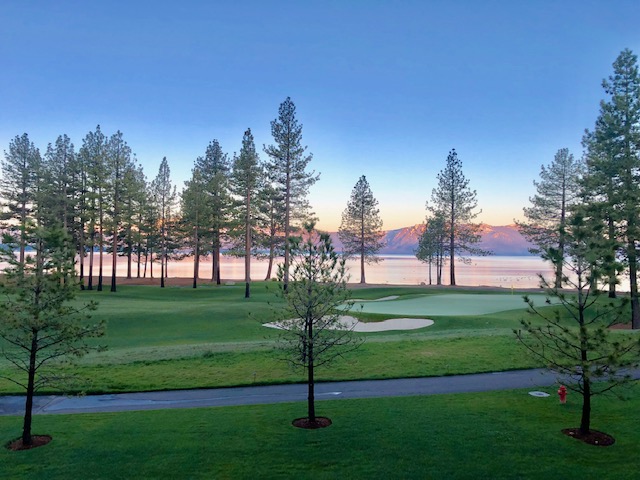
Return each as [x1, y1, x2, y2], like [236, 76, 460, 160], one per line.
[2, 385, 639, 479]
[0, 283, 612, 394]
[354, 293, 555, 316]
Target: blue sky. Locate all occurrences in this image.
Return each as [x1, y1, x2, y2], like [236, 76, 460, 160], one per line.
[1, 1, 639, 231]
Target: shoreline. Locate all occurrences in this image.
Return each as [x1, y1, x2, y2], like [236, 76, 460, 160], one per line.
[70, 276, 556, 294]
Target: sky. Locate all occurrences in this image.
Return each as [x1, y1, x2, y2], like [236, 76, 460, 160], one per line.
[1, 0, 639, 231]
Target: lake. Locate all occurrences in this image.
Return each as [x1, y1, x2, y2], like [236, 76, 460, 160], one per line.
[4, 253, 631, 290]
[78, 254, 554, 289]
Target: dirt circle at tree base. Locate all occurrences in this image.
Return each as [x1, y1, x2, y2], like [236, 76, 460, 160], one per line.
[292, 417, 332, 429]
[6, 435, 52, 451]
[561, 428, 615, 446]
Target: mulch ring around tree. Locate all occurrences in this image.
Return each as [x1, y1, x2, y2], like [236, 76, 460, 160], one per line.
[292, 417, 332, 429]
[6, 435, 52, 451]
[562, 428, 615, 446]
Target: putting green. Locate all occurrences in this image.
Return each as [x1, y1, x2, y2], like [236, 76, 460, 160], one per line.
[353, 294, 550, 316]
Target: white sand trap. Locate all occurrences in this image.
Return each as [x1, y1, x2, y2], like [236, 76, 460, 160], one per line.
[264, 316, 433, 333]
[351, 295, 399, 302]
[339, 316, 433, 332]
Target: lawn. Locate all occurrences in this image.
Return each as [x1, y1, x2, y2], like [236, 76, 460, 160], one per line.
[0, 283, 629, 394]
[1, 385, 639, 479]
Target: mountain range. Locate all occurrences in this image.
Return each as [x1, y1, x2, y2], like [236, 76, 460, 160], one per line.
[328, 224, 535, 256]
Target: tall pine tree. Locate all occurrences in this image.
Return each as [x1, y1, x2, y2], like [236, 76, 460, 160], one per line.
[583, 49, 640, 328]
[152, 157, 177, 288]
[516, 148, 583, 289]
[229, 128, 264, 298]
[0, 133, 42, 263]
[181, 167, 209, 288]
[429, 149, 488, 286]
[196, 140, 231, 285]
[264, 97, 319, 290]
[338, 175, 385, 284]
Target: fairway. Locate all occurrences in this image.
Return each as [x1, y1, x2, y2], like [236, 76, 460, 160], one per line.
[354, 293, 551, 316]
[0, 284, 556, 395]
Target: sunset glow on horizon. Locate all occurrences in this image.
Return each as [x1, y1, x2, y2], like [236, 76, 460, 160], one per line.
[2, 2, 638, 233]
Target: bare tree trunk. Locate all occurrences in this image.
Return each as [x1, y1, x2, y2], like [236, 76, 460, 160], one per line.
[193, 226, 199, 289]
[161, 250, 165, 288]
[629, 239, 640, 329]
[449, 199, 456, 286]
[88, 229, 94, 290]
[580, 379, 592, 435]
[307, 322, 315, 423]
[245, 202, 251, 298]
[98, 233, 103, 291]
[127, 241, 132, 279]
[22, 332, 38, 446]
[212, 226, 222, 285]
[78, 229, 85, 290]
[265, 242, 275, 280]
[283, 163, 291, 292]
[111, 224, 117, 292]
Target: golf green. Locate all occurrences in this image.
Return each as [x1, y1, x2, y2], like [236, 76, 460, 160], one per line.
[354, 293, 550, 316]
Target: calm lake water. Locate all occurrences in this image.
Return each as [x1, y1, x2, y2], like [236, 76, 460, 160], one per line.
[4, 252, 632, 291]
[71, 254, 555, 289]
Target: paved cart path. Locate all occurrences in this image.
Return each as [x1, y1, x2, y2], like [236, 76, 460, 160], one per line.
[0, 368, 571, 416]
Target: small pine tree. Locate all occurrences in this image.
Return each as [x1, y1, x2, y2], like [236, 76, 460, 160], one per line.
[275, 222, 362, 427]
[0, 226, 105, 448]
[515, 214, 640, 438]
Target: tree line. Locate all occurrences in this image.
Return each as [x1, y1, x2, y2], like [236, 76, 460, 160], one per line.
[513, 48, 640, 330]
[3, 49, 639, 307]
[415, 49, 640, 330]
[0, 97, 326, 298]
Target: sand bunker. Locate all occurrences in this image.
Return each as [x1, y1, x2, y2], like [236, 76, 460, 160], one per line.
[264, 316, 433, 333]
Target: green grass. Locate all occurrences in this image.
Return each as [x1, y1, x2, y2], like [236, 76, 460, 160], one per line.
[2, 385, 639, 479]
[1, 283, 628, 394]
[15, 335, 538, 394]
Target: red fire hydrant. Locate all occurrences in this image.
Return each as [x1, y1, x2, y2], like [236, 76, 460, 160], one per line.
[558, 385, 567, 404]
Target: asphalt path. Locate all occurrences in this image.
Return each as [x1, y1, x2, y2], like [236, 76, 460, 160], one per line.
[0, 368, 562, 416]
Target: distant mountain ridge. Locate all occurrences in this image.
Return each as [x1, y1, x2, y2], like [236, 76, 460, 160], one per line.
[328, 224, 535, 256]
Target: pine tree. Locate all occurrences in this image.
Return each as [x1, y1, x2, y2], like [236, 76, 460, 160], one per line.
[106, 131, 133, 292]
[39, 135, 77, 232]
[229, 128, 264, 298]
[130, 165, 150, 278]
[0, 226, 105, 448]
[264, 97, 319, 290]
[120, 161, 146, 279]
[0, 133, 42, 263]
[581, 128, 622, 298]
[515, 213, 640, 437]
[429, 149, 488, 286]
[338, 175, 385, 284]
[582, 49, 640, 328]
[416, 208, 448, 285]
[516, 148, 583, 289]
[79, 126, 108, 291]
[275, 222, 361, 427]
[152, 157, 177, 288]
[196, 140, 231, 285]
[181, 167, 209, 288]
[261, 183, 285, 280]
